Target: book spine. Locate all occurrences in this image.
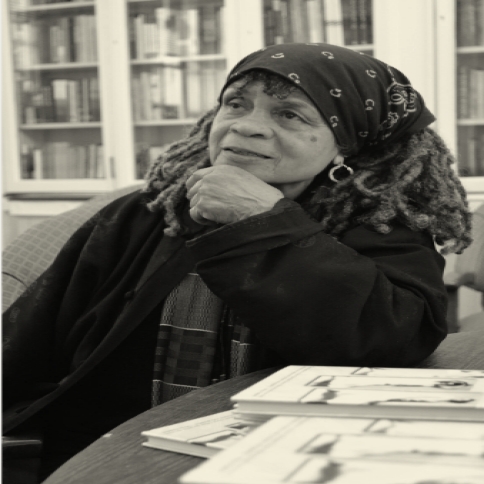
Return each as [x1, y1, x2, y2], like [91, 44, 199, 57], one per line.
[96, 144, 105, 178]
[131, 75, 141, 121]
[458, 65, 470, 119]
[91, 14, 98, 61]
[458, 0, 477, 46]
[477, 0, 484, 46]
[280, 0, 292, 42]
[289, 0, 307, 43]
[358, 0, 372, 44]
[140, 69, 152, 120]
[155, 7, 169, 57]
[52, 79, 69, 122]
[89, 77, 100, 121]
[20, 144, 34, 179]
[341, 0, 359, 45]
[68, 80, 78, 122]
[33, 148, 43, 179]
[183, 8, 200, 56]
[324, 0, 345, 45]
[128, 15, 136, 59]
[149, 67, 162, 120]
[185, 62, 202, 118]
[199, 5, 218, 54]
[306, 0, 324, 43]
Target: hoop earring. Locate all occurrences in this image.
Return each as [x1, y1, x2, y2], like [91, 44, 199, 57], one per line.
[329, 154, 354, 182]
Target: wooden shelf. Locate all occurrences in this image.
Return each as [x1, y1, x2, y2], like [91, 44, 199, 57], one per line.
[456, 46, 484, 54]
[134, 119, 198, 127]
[457, 119, 484, 126]
[18, 62, 98, 71]
[131, 54, 226, 66]
[345, 44, 373, 52]
[12, 1, 95, 13]
[20, 122, 102, 130]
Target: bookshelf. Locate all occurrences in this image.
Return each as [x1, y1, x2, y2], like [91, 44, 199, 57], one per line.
[435, 0, 484, 203]
[3, 0, 484, 237]
[5, 0, 107, 194]
[456, 0, 484, 181]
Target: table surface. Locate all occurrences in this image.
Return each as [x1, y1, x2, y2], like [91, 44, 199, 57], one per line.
[41, 338, 484, 484]
[43, 368, 276, 484]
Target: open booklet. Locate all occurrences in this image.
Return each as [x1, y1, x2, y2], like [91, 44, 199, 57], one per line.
[231, 365, 484, 424]
[141, 410, 252, 458]
[179, 414, 484, 484]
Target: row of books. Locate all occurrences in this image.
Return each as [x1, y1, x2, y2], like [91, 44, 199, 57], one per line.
[21, 77, 101, 124]
[131, 63, 225, 121]
[20, 142, 104, 179]
[458, 66, 484, 119]
[129, 3, 223, 59]
[457, 0, 484, 47]
[142, 365, 484, 483]
[458, 131, 484, 176]
[12, 15, 97, 67]
[264, 0, 372, 46]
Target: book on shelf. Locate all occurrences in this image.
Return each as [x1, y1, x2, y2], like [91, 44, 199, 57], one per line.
[288, 0, 309, 43]
[357, 0, 372, 45]
[457, 0, 484, 47]
[342, 0, 359, 45]
[179, 414, 484, 484]
[323, 0, 345, 45]
[231, 365, 484, 424]
[458, 65, 484, 120]
[141, 410, 252, 458]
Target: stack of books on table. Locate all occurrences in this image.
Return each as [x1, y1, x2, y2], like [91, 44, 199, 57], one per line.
[141, 365, 484, 483]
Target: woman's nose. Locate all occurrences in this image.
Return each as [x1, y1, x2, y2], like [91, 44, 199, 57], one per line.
[229, 110, 274, 138]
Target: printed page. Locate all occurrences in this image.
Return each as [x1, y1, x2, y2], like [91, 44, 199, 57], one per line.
[180, 415, 484, 484]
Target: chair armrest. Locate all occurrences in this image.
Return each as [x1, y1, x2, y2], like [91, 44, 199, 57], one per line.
[2, 434, 42, 459]
[2, 432, 43, 484]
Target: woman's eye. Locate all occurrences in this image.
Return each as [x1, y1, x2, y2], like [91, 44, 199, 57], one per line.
[280, 110, 302, 121]
[226, 99, 243, 110]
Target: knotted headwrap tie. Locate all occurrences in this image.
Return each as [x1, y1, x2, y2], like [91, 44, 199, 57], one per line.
[219, 43, 436, 156]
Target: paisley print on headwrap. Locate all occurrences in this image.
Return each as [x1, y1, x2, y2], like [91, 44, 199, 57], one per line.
[219, 43, 435, 156]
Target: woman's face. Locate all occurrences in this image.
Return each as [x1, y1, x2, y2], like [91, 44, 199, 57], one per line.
[208, 80, 339, 199]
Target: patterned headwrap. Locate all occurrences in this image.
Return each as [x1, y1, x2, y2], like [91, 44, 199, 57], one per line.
[219, 43, 436, 156]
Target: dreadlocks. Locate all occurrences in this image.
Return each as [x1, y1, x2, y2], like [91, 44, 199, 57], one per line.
[143, 71, 472, 255]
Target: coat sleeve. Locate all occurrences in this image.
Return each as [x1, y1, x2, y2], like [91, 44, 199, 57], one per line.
[2, 191, 161, 408]
[186, 199, 448, 367]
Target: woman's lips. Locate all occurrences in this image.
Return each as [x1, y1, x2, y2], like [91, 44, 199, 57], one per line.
[222, 147, 271, 159]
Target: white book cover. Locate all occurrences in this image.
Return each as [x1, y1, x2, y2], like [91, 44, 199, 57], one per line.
[33, 148, 43, 179]
[307, 0, 324, 43]
[180, 415, 484, 484]
[185, 62, 202, 118]
[141, 411, 252, 458]
[323, 0, 345, 45]
[231, 366, 484, 422]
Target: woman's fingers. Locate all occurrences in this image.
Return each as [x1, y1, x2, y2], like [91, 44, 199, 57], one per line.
[186, 167, 214, 192]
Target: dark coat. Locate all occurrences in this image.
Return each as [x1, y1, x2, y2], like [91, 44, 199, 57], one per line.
[3, 190, 448, 433]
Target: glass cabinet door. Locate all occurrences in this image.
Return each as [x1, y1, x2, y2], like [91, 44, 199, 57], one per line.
[7, 0, 107, 187]
[262, 0, 373, 54]
[126, 0, 227, 179]
[456, 0, 484, 177]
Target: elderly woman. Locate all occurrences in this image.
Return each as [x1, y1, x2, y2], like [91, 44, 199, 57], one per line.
[3, 43, 471, 479]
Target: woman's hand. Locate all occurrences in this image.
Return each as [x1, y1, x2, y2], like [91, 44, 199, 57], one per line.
[186, 165, 284, 225]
